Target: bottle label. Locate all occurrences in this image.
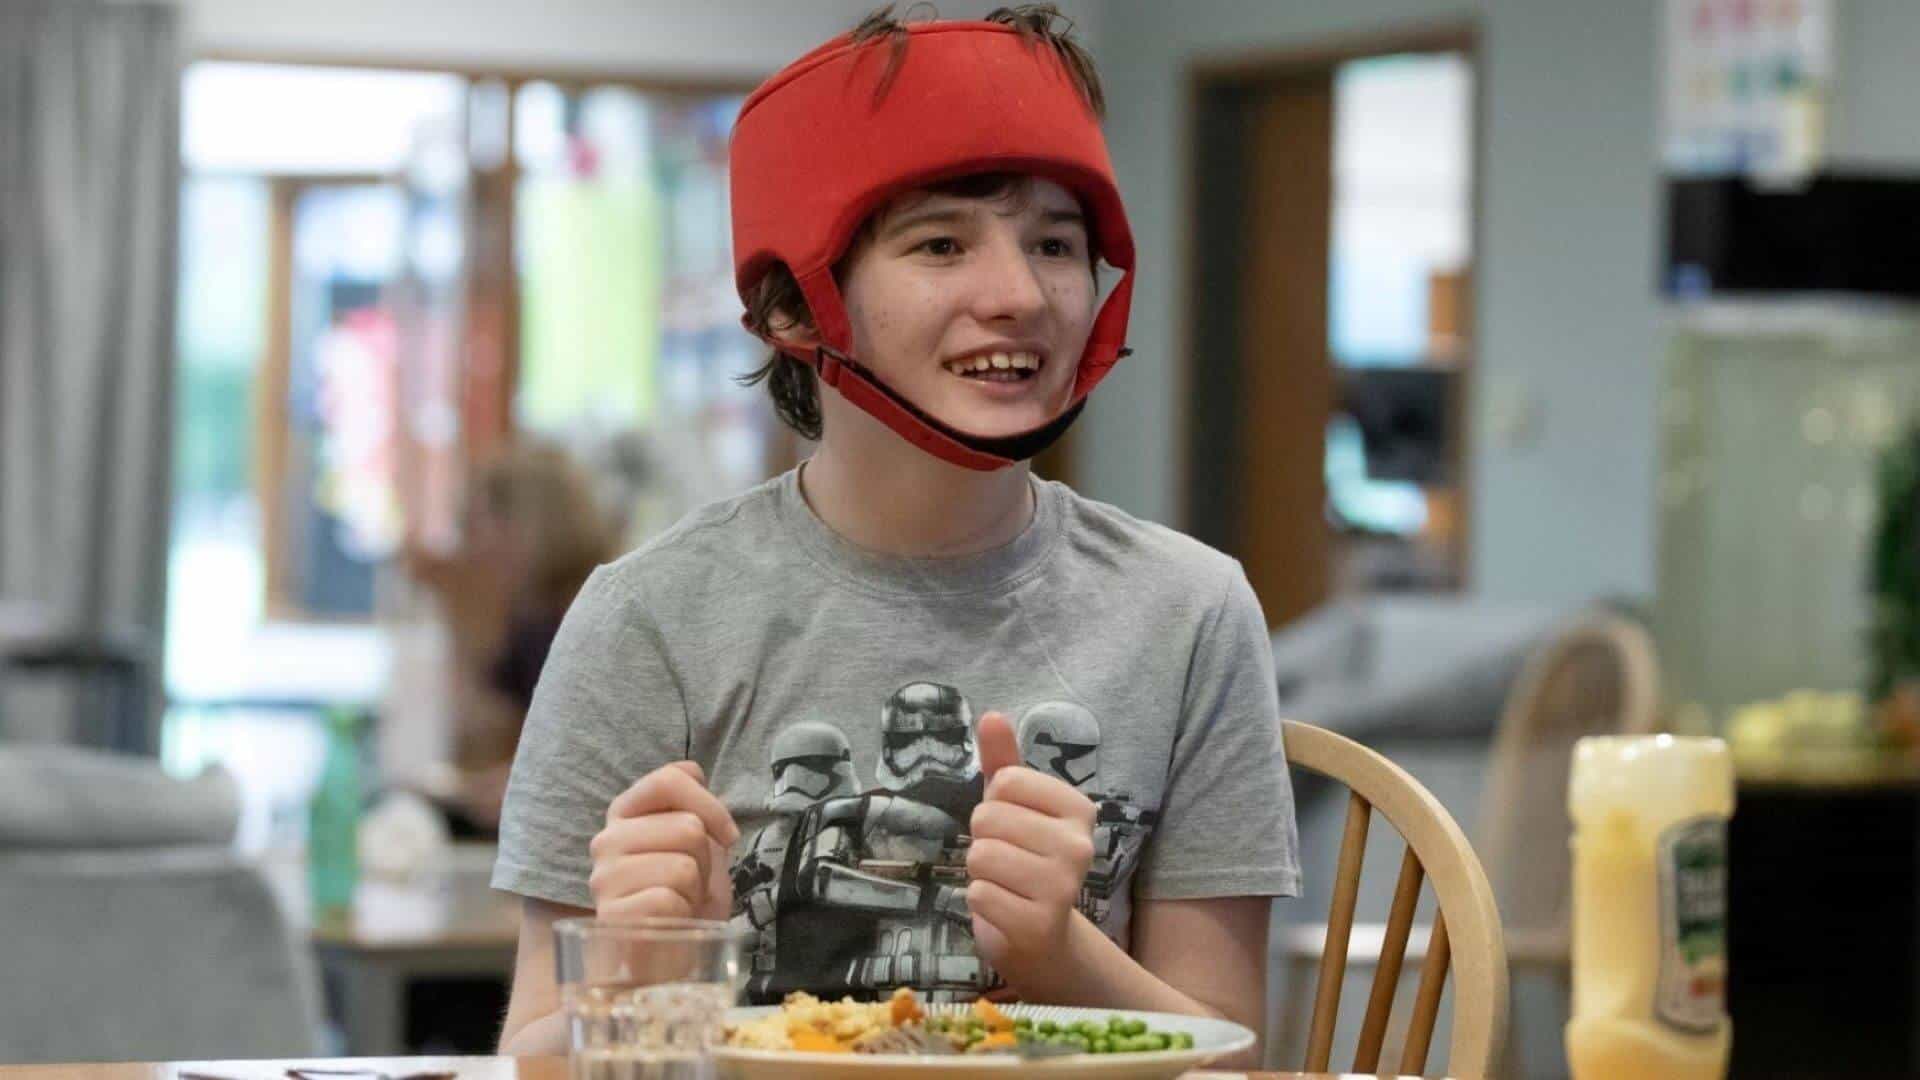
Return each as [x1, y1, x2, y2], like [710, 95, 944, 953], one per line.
[1656, 815, 1728, 1033]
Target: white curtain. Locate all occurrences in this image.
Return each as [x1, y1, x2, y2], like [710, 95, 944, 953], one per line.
[0, 1, 181, 750]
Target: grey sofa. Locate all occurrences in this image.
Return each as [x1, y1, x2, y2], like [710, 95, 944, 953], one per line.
[0, 746, 324, 1064]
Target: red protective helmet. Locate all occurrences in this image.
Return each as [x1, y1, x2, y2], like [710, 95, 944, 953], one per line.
[729, 20, 1136, 470]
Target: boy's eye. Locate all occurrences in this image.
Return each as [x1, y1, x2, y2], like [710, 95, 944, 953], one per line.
[1037, 237, 1077, 258]
[915, 237, 961, 257]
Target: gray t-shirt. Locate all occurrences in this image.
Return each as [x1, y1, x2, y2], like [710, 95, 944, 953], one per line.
[494, 468, 1300, 1004]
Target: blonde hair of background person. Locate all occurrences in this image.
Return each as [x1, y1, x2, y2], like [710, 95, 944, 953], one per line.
[407, 441, 620, 830]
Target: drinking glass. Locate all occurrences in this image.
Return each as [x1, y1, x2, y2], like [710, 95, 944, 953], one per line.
[555, 917, 745, 1080]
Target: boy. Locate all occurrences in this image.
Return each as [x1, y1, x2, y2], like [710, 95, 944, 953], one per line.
[494, 5, 1300, 1063]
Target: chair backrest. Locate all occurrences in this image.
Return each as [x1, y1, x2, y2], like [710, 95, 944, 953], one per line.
[0, 847, 324, 1062]
[1476, 611, 1659, 936]
[1285, 719, 1509, 1078]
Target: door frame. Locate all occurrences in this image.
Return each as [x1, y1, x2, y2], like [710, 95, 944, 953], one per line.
[1178, 21, 1485, 606]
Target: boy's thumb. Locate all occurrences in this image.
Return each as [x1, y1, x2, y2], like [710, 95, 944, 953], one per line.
[977, 711, 1020, 780]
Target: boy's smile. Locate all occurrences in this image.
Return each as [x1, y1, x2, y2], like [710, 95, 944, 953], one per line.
[940, 346, 1046, 385]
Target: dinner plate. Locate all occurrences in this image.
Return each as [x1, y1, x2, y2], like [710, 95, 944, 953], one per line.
[713, 1003, 1255, 1080]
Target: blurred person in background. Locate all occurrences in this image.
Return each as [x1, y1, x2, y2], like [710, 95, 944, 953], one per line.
[407, 442, 620, 835]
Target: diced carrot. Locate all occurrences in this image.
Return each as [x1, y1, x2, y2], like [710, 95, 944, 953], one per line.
[972, 997, 1013, 1032]
[976, 1031, 1019, 1049]
[790, 1030, 851, 1054]
[890, 987, 925, 1025]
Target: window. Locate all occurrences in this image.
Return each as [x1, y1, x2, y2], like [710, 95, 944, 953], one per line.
[166, 62, 769, 841]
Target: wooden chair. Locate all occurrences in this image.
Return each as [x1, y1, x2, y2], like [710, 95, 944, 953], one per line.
[1282, 719, 1509, 1078]
[1479, 610, 1657, 947]
[1277, 611, 1657, 1075]
[1474, 612, 1657, 1073]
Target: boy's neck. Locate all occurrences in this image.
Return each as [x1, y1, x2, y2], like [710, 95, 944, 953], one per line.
[800, 430, 1037, 560]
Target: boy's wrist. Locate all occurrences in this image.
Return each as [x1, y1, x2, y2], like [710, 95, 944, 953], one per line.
[994, 910, 1110, 1004]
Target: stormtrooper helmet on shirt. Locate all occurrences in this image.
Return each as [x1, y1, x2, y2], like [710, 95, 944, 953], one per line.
[765, 721, 857, 813]
[1016, 700, 1103, 791]
[875, 681, 980, 790]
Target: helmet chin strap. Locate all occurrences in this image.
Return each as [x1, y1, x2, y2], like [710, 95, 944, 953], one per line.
[799, 342, 1095, 470]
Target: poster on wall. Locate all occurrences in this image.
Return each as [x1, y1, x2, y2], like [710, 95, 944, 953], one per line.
[1663, 0, 1833, 186]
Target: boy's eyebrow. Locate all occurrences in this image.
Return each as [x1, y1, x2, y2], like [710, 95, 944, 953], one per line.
[880, 206, 972, 238]
[881, 204, 1088, 238]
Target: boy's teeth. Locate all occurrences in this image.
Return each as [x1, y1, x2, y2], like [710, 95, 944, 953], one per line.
[948, 351, 1041, 375]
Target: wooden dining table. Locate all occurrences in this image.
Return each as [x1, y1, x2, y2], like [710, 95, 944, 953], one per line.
[0, 1057, 1419, 1079]
[256, 843, 522, 1055]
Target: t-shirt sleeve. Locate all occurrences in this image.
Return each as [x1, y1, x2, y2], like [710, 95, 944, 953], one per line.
[491, 564, 689, 909]
[1136, 563, 1303, 901]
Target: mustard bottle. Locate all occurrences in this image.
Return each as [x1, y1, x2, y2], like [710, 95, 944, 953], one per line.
[1566, 735, 1734, 1079]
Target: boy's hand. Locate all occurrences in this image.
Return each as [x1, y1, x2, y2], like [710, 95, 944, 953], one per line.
[965, 711, 1098, 980]
[589, 762, 740, 923]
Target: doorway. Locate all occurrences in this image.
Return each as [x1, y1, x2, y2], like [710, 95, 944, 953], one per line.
[1184, 27, 1480, 628]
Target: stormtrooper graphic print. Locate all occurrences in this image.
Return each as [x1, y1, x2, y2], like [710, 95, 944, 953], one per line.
[728, 682, 1159, 1005]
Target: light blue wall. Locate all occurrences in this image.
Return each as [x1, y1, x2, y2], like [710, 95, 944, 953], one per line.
[1083, 0, 1665, 606]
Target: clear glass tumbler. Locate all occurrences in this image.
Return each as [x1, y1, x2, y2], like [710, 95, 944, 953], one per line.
[554, 917, 745, 1080]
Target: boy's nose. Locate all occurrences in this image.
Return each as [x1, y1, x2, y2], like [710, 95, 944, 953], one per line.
[971, 237, 1050, 324]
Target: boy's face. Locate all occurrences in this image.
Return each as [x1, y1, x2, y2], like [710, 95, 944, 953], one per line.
[836, 177, 1097, 441]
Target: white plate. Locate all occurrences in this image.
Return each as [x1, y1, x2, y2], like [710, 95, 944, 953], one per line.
[714, 1003, 1255, 1080]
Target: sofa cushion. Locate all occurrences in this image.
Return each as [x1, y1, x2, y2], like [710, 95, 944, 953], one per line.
[1272, 598, 1574, 740]
[1269, 600, 1369, 701]
[0, 746, 240, 849]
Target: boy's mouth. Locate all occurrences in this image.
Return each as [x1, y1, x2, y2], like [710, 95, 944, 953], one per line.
[941, 350, 1044, 384]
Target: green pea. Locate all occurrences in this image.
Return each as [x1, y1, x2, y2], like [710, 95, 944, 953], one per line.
[1170, 1032, 1195, 1050]
[1147, 1033, 1171, 1051]
[1088, 1037, 1107, 1053]
[1038, 1020, 1058, 1035]
[1013, 1018, 1033, 1031]
[1124, 1018, 1148, 1037]
[1107, 1016, 1128, 1033]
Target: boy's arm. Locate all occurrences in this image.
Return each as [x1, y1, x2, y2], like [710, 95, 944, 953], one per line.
[1018, 561, 1290, 1067]
[967, 714, 1269, 1063]
[1131, 895, 1271, 1064]
[499, 897, 592, 1055]
[1006, 899, 1269, 1069]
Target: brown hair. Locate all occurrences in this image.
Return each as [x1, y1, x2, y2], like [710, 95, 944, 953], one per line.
[737, 4, 1107, 441]
[471, 442, 618, 615]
